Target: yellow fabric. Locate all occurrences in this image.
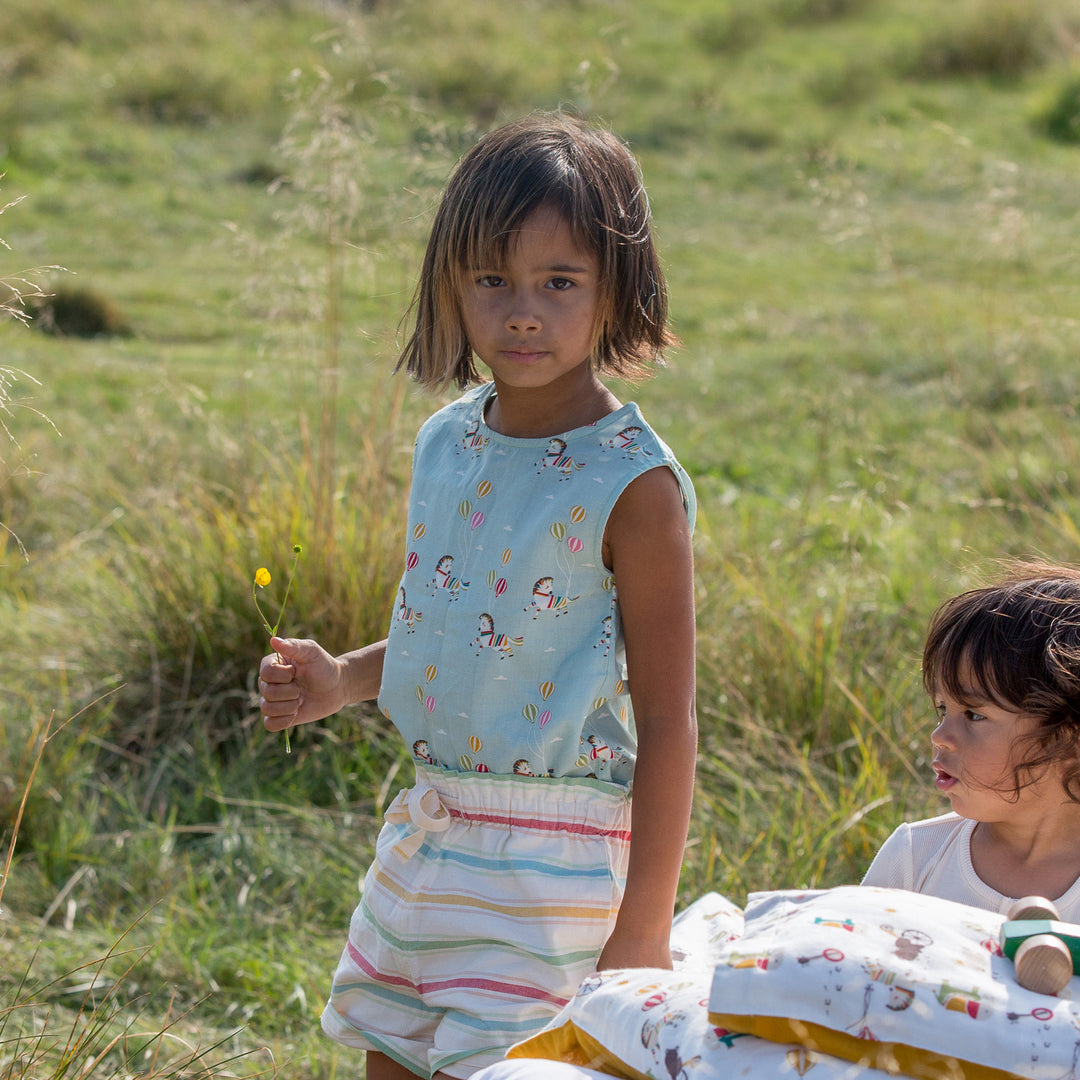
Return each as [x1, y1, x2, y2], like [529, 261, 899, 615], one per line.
[507, 1019, 650, 1080]
[708, 1013, 1023, 1080]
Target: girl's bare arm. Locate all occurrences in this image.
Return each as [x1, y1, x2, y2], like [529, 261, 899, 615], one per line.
[597, 466, 697, 971]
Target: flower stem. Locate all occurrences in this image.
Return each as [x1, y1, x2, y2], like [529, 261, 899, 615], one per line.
[254, 545, 303, 757]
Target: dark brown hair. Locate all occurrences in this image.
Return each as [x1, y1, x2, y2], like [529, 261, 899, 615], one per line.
[397, 113, 676, 391]
[922, 560, 1080, 802]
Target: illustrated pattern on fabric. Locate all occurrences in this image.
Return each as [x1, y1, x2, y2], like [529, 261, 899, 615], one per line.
[511, 888, 1080, 1080]
[507, 892, 900, 1080]
[706, 886, 1080, 1078]
[378, 383, 696, 785]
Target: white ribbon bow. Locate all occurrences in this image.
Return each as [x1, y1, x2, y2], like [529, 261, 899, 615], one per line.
[385, 784, 452, 859]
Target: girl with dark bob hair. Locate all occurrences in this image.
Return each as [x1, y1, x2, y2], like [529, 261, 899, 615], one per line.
[864, 560, 1080, 920]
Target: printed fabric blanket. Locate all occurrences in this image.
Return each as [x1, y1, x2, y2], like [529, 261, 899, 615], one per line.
[508, 886, 1080, 1080]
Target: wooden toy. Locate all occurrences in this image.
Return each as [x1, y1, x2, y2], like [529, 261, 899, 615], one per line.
[999, 896, 1080, 996]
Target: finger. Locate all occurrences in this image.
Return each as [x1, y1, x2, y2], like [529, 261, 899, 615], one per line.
[263, 711, 298, 731]
[270, 636, 320, 661]
[259, 658, 296, 685]
[259, 678, 300, 703]
[261, 696, 301, 725]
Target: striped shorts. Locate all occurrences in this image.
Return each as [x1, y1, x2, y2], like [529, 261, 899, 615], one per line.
[320, 766, 632, 1079]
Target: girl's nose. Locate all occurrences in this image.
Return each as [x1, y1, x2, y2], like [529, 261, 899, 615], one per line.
[506, 302, 540, 333]
[930, 713, 955, 750]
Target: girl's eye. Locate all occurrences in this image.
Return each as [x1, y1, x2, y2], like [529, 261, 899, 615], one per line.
[547, 277, 575, 291]
[933, 701, 987, 722]
[477, 274, 504, 288]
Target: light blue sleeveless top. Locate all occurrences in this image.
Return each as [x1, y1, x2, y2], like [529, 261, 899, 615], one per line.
[378, 383, 695, 787]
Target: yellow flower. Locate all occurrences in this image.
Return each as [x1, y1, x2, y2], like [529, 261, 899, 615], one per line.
[253, 545, 303, 755]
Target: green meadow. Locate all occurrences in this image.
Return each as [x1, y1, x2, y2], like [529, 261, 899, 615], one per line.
[2, 0, 1079, 1073]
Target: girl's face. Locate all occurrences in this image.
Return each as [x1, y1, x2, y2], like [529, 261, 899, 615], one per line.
[930, 679, 1051, 821]
[459, 205, 601, 398]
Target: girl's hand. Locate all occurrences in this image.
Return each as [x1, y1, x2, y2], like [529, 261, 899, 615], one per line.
[596, 927, 673, 972]
[259, 636, 348, 730]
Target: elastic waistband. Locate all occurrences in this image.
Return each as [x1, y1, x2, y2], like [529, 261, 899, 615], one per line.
[409, 765, 632, 840]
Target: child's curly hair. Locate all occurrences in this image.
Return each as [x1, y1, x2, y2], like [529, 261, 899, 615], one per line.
[397, 112, 675, 391]
[922, 559, 1080, 803]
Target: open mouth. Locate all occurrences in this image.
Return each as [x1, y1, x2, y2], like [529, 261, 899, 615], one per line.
[933, 762, 958, 791]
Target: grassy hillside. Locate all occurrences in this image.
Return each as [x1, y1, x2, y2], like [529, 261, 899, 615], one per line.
[2, 0, 1080, 1074]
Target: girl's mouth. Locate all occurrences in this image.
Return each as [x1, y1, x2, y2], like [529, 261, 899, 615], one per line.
[933, 762, 957, 791]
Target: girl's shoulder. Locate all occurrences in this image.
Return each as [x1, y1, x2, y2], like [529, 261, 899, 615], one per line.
[902, 811, 970, 839]
[890, 812, 971, 849]
[413, 384, 492, 447]
[863, 812, 972, 893]
[873, 812, 970, 864]
[420, 384, 491, 427]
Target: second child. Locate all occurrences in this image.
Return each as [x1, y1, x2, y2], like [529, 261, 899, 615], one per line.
[863, 561, 1080, 920]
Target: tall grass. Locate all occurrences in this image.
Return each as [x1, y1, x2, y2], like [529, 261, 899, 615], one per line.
[0, 709, 279, 1079]
[1, 180, 64, 559]
[4, 0, 1080, 1074]
[3, 35, 419, 1071]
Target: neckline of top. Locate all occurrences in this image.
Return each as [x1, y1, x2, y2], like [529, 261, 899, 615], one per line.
[471, 382, 640, 445]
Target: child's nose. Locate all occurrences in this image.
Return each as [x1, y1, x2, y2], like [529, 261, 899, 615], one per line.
[506, 301, 540, 333]
[930, 713, 955, 749]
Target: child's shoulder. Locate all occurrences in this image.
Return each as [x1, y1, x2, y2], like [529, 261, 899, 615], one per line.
[414, 383, 491, 440]
[425, 383, 491, 422]
[863, 812, 971, 890]
[583, 400, 682, 459]
[892, 812, 971, 848]
[902, 811, 969, 838]
[877, 812, 970, 860]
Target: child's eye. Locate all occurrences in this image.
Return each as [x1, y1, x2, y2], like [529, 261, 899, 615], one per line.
[933, 701, 987, 723]
[477, 274, 504, 288]
[547, 277, 575, 290]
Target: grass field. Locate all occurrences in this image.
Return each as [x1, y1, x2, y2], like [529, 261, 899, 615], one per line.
[2, 0, 1080, 1074]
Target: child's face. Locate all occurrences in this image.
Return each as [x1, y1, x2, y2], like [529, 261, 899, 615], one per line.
[930, 680, 1049, 821]
[460, 205, 601, 397]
